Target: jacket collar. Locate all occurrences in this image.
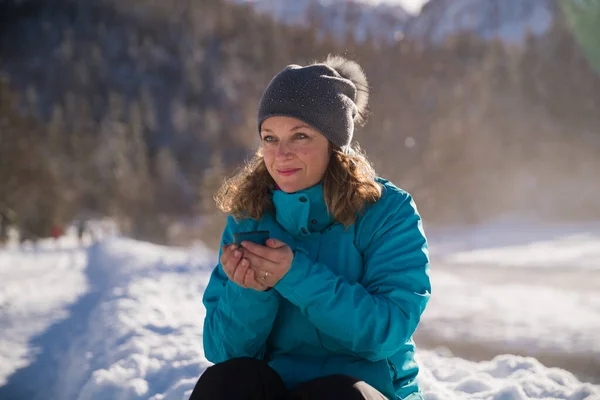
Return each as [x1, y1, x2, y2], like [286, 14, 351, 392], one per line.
[272, 183, 333, 238]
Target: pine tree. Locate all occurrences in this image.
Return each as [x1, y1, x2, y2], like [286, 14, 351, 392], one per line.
[561, 0, 600, 74]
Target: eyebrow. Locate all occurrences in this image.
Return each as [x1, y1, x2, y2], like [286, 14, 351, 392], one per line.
[260, 124, 311, 134]
[291, 124, 311, 131]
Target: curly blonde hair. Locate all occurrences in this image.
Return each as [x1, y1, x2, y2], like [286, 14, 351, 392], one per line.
[214, 145, 382, 227]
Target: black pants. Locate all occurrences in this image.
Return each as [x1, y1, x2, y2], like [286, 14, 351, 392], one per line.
[189, 357, 388, 400]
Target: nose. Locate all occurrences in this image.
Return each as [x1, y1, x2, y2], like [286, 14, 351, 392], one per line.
[276, 140, 293, 159]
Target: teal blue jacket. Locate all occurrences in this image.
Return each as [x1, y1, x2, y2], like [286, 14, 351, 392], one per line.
[203, 178, 431, 399]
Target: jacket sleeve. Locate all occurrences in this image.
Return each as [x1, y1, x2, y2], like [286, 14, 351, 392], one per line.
[202, 216, 281, 363]
[273, 190, 431, 362]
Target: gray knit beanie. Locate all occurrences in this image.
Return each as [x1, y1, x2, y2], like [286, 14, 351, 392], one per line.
[257, 55, 369, 151]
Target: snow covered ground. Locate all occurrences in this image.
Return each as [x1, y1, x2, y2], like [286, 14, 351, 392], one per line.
[0, 235, 88, 387]
[0, 221, 599, 399]
[420, 220, 600, 386]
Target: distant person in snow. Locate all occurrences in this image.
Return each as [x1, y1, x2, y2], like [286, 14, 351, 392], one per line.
[190, 55, 431, 400]
[76, 218, 87, 245]
[0, 206, 16, 247]
[50, 224, 63, 241]
[0, 212, 7, 247]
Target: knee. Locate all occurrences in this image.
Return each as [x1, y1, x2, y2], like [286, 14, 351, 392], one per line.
[291, 374, 359, 395]
[190, 357, 285, 400]
[203, 357, 270, 377]
[315, 374, 361, 385]
[290, 374, 386, 399]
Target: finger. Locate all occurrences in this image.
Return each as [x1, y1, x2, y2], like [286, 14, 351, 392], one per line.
[243, 268, 256, 289]
[221, 246, 241, 278]
[222, 243, 238, 251]
[220, 244, 237, 265]
[244, 268, 266, 291]
[233, 258, 250, 286]
[243, 250, 277, 271]
[241, 240, 277, 261]
[221, 262, 232, 279]
[266, 238, 287, 249]
[252, 269, 272, 289]
[220, 247, 229, 265]
[221, 257, 237, 280]
[222, 243, 233, 252]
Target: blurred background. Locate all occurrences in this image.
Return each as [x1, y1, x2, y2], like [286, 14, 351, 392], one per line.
[1, 0, 600, 397]
[1, 0, 599, 248]
[0, 0, 600, 244]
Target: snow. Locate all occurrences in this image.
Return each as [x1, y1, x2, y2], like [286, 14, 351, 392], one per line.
[404, 0, 554, 45]
[376, 0, 427, 15]
[0, 235, 88, 387]
[233, 0, 410, 43]
[427, 219, 600, 262]
[419, 352, 599, 400]
[0, 222, 599, 399]
[445, 233, 600, 269]
[419, 270, 600, 361]
[235, 0, 556, 44]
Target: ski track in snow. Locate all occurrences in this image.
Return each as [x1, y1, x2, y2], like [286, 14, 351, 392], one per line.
[0, 238, 88, 387]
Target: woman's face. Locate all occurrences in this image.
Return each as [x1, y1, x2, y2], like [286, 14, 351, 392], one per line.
[261, 116, 331, 193]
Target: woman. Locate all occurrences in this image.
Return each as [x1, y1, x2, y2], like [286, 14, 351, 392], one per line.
[190, 55, 431, 400]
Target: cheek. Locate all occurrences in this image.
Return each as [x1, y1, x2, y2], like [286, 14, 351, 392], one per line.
[262, 148, 275, 165]
[301, 148, 329, 173]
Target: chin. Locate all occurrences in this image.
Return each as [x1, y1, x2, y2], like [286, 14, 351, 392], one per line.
[277, 183, 300, 193]
[275, 178, 305, 193]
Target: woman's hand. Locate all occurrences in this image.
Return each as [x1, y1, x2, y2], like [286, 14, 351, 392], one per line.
[239, 238, 294, 287]
[220, 244, 270, 291]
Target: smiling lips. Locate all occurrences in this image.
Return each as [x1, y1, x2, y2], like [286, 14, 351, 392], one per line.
[277, 168, 301, 176]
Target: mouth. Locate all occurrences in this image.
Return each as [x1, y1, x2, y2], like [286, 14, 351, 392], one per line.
[277, 168, 301, 176]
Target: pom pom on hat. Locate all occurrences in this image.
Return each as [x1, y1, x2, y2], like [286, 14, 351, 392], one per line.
[323, 55, 369, 126]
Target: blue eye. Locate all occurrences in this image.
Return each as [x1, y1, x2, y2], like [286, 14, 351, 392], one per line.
[294, 133, 309, 140]
[262, 135, 276, 142]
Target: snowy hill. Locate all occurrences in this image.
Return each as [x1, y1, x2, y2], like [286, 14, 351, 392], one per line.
[239, 0, 557, 45]
[233, 0, 411, 42]
[401, 0, 555, 44]
[0, 223, 599, 399]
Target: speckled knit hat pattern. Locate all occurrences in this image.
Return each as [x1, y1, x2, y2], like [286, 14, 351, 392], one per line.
[257, 55, 369, 151]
